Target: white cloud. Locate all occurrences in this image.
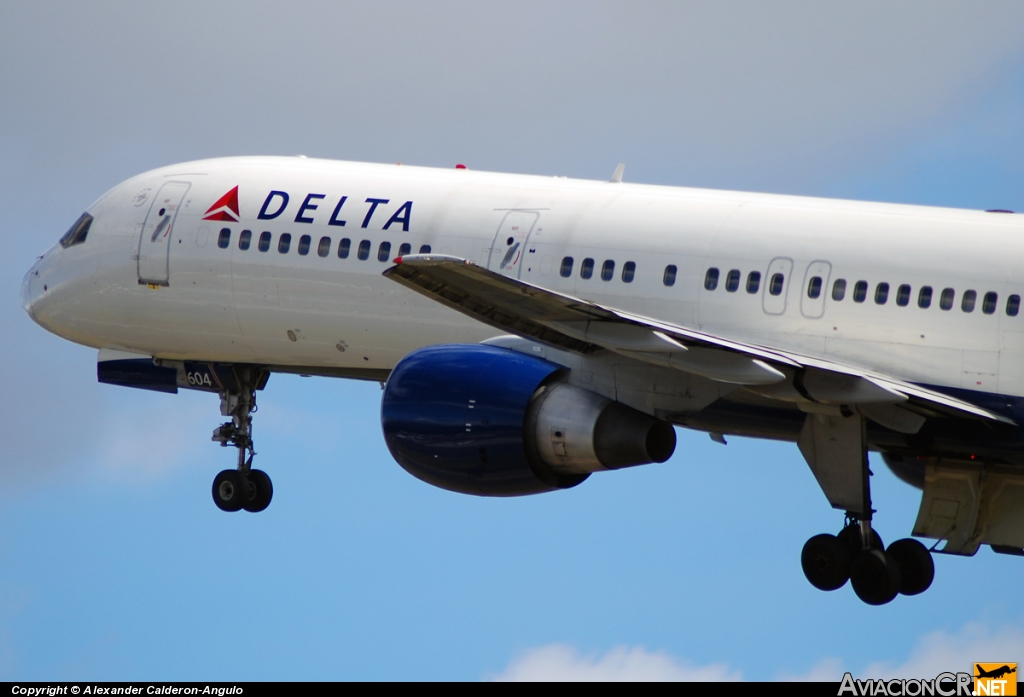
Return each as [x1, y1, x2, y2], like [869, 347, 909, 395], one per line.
[489, 644, 741, 682]
[863, 623, 1024, 679]
[781, 623, 1024, 682]
[496, 622, 1024, 683]
[779, 657, 847, 682]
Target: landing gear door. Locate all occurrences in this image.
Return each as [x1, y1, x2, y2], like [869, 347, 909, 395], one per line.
[486, 211, 539, 279]
[138, 181, 190, 286]
[762, 257, 794, 316]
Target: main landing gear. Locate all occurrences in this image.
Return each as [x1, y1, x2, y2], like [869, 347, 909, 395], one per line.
[801, 518, 934, 605]
[210, 367, 273, 513]
[797, 411, 935, 605]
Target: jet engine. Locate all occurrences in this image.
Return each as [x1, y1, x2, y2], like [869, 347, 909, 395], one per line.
[381, 344, 676, 496]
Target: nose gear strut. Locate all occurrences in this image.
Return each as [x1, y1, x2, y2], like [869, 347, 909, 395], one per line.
[210, 367, 273, 512]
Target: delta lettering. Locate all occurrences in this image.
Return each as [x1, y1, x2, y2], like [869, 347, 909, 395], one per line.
[258, 191, 412, 231]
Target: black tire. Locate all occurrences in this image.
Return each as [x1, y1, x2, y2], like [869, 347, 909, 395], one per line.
[801, 533, 851, 591]
[886, 538, 934, 596]
[850, 549, 901, 605]
[212, 470, 246, 512]
[838, 524, 884, 553]
[243, 469, 274, 513]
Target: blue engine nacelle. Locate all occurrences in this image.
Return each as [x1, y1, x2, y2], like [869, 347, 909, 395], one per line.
[381, 344, 676, 496]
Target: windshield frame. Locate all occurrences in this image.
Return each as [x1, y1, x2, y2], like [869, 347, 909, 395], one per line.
[59, 212, 93, 248]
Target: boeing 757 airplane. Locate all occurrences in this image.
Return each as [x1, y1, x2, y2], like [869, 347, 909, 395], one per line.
[21, 156, 1024, 605]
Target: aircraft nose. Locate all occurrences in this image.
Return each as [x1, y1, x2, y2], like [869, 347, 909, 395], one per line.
[20, 262, 39, 321]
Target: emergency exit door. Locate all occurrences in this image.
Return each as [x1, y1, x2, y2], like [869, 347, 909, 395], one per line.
[487, 211, 539, 279]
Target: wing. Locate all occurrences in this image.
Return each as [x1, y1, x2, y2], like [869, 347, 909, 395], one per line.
[384, 254, 1014, 427]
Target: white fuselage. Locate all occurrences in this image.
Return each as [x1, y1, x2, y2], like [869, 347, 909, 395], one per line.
[22, 156, 1024, 396]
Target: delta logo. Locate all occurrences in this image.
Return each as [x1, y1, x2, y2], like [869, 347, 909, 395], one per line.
[202, 186, 240, 222]
[200, 186, 414, 230]
[975, 663, 1017, 696]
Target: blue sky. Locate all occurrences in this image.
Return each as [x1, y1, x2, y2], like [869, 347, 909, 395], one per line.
[2, 2, 1024, 681]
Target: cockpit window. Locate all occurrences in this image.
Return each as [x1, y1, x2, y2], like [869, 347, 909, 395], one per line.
[59, 213, 93, 248]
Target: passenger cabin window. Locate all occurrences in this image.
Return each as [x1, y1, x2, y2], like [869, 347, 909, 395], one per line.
[378, 241, 392, 262]
[317, 236, 331, 257]
[875, 282, 889, 305]
[622, 261, 636, 283]
[419, 244, 432, 254]
[663, 265, 677, 287]
[357, 240, 371, 260]
[581, 258, 595, 279]
[298, 234, 311, 256]
[218, 228, 231, 249]
[962, 290, 977, 313]
[59, 212, 93, 248]
[832, 279, 846, 301]
[601, 260, 615, 281]
[239, 230, 252, 251]
[853, 281, 868, 303]
[561, 257, 574, 277]
[258, 232, 272, 252]
[278, 233, 291, 254]
[746, 271, 761, 294]
[769, 273, 785, 296]
[807, 276, 822, 299]
[1008, 295, 1021, 316]
[705, 267, 719, 291]
[983, 292, 997, 315]
[398, 243, 411, 257]
[726, 269, 741, 292]
[940, 288, 955, 310]
[918, 286, 932, 309]
[338, 238, 351, 258]
[896, 284, 911, 307]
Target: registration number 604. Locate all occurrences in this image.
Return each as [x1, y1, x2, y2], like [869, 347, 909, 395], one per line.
[186, 371, 214, 388]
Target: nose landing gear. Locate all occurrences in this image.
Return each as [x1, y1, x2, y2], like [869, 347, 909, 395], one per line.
[211, 367, 273, 513]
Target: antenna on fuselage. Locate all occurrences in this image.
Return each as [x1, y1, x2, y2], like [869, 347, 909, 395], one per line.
[610, 163, 625, 183]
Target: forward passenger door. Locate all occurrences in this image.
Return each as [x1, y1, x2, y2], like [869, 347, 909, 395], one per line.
[137, 181, 190, 286]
